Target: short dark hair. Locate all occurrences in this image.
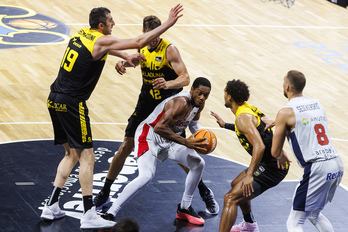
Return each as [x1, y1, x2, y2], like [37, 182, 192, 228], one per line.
[225, 79, 250, 104]
[112, 217, 139, 232]
[286, 70, 306, 94]
[192, 77, 211, 89]
[89, 7, 110, 29]
[143, 15, 161, 31]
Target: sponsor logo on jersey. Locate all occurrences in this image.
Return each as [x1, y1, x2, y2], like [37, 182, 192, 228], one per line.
[302, 118, 309, 125]
[0, 5, 70, 49]
[155, 56, 162, 62]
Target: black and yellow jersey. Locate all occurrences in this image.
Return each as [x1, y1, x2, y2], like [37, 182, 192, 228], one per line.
[138, 38, 182, 105]
[235, 102, 276, 163]
[50, 28, 108, 100]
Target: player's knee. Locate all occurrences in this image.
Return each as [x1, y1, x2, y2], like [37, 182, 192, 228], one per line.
[223, 191, 238, 206]
[140, 169, 155, 184]
[118, 138, 135, 155]
[189, 155, 205, 171]
[286, 216, 301, 232]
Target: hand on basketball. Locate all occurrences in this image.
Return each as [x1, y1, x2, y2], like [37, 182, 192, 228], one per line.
[186, 134, 208, 153]
[210, 111, 225, 128]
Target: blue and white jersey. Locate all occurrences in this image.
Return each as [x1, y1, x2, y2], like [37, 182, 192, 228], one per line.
[285, 96, 338, 167]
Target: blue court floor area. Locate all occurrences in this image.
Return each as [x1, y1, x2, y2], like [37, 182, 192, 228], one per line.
[0, 140, 347, 232]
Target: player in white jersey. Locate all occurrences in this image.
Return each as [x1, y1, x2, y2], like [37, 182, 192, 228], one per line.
[102, 77, 211, 226]
[270, 70, 344, 232]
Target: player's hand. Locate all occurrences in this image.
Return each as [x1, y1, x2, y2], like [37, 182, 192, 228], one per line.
[261, 117, 275, 131]
[185, 134, 208, 153]
[115, 61, 126, 75]
[240, 175, 254, 197]
[276, 151, 291, 170]
[153, 78, 168, 90]
[167, 4, 184, 27]
[210, 111, 226, 128]
[127, 53, 145, 67]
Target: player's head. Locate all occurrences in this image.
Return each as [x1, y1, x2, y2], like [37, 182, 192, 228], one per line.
[89, 7, 114, 35]
[283, 70, 306, 98]
[224, 79, 249, 108]
[143, 15, 162, 49]
[190, 77, 211, 108]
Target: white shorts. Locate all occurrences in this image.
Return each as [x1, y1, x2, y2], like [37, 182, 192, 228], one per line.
[293, 156, 343, 211]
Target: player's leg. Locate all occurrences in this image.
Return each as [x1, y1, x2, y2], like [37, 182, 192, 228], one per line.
[177, 163, 219, 214]
[94, 137, 134, 209]
[41, 142, 75, 220]
[219, 172, 256, 232]
[286, 208, 311, 232]
[94, 115, 140, 209]
[219, 169, 257, 232]
[308, 209, 334, 232]
[169, 145, 205, 225]
[105, 149, 157, 219]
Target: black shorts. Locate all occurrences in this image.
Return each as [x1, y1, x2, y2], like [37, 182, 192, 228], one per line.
[47, 92, 93, 148]
[125, 97, 157, 137]
[245, 161, 288, 196]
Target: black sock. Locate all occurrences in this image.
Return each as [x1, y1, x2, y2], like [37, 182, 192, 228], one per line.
[243, 212, 255, 223]
[102, 178, 114, 194]
[198, 179, 209, 195]
[83, 195, 93, 213]
[47, 186, 61, 206]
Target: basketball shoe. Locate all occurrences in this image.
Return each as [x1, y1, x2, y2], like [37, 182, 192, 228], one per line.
[176, 204, 205, 226]
[80, 206, 116, 230]
[200, 188, 219, 214]
[230, 220, 259, 232]
[94, 189, 111, 210]
[40, 202, 66, 220]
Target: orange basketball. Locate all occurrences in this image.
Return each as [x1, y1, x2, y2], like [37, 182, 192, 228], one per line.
[193, 129, 217, 155]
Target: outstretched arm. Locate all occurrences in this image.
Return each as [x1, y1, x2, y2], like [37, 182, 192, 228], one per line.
[210, 111, 235, 131]
[93, 4, 184, 60]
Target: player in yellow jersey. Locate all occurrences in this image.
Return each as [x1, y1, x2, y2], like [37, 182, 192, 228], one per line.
[94, 15, 219, 216]
[210, 80, 288, 232]
[40, 5, 183, 230]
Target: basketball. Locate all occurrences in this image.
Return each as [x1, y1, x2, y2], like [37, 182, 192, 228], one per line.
[193, 129, 217, 155]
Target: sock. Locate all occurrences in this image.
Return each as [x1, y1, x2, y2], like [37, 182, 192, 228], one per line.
[181, 193, 193, 209]
[83, 195, 93, 213]
[198, 179, 209, 196]
[243, 212, 255, 223]
[102, 178, 114, 195]
[47, 186, 61, 206]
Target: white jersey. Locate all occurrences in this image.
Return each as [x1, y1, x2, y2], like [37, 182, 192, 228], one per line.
[285, 95, 338, 167]
[135, 91, 199, 159]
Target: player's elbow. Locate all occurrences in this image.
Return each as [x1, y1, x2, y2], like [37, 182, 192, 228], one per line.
[182, 74, 190, 86]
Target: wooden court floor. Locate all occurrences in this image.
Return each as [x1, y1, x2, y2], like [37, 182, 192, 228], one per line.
[0, 0, 347, 229]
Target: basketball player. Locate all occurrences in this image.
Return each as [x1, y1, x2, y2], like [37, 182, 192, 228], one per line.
[270, 70, 344, 232]
[40, 5, 183, 229]
[102, 77, 211, 225]
[210, 79, 289, 232]
[94, 15, 219, 215]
